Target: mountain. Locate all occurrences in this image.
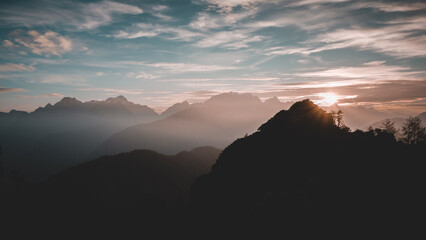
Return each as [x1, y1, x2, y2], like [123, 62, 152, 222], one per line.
[95, 92, 291, 157]
[191, 99, 425, 230]
[7, 146, 221, 227]
[0, 96, 160, 183]
[33, 95, 158, 117]
[160, 101, 190, 118]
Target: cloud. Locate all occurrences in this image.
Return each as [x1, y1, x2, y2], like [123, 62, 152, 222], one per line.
[265, 15, 426, 58]
[0, 0, 142, 30]
[196, 0, 261, 14]
[78, 88, 143, 95]
[122, 61, 239, 73]
[135, 72, 160, 79]
[0, 87, 26, 93]
[81, 1, 143, 29]
[158, 77, 279, 82]
[352, 1, 426, 12]
[3, 40, 14, 47]
[195, 29, 264, 49]
[288, 0, 350, 7]
[148, 5, 173, 21]
[39, 75, 86, 86]
[296, 61, 425, 81]
[12, 30, 72, 56]
[17, 93, 64, 99]
[0, 63, 35, 72]
[189, 11, 252, 30]
[251, 80, 426, 111]
[96, 72, 104, 77]
[114, 23, 202, 40]
[311, 21, 426, 58]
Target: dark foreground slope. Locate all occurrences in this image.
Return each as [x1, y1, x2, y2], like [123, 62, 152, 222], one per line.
[3, 146, 221, 233]
[191, 99, 425, 233]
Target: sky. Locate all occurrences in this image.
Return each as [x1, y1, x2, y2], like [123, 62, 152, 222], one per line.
[0, 0, 425, 114]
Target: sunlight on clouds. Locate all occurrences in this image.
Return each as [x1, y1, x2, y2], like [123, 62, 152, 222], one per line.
[11, 30, 72, 56]
[297, 61, 425, 81]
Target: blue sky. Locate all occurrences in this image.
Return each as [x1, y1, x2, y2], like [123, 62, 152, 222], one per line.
[0, 0, 425, 114]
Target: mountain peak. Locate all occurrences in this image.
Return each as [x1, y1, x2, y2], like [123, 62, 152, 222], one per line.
[160, 101, 191, 117]
[259, 99, 335, 133]
[205, 92, 262, 105]
[105, 95, 129, 104]
[264, 96, 281, 105]
[55, 97, 82, 106]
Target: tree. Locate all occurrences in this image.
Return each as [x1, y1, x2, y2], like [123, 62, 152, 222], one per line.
[330, 110, 345, 128]
[380, 119, 399, 136]
[401, 116, 425, 144]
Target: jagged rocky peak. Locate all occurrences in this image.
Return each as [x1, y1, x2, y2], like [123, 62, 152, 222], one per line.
[105, 95, 129, 104]
[205, 92, 262, 105]
[264, 96, 281, 105]
[55, 97, 82, 106]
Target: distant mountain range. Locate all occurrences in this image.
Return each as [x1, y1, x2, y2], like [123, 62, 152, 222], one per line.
[0, 96, 161, 182]
[33, 95, 159, 117]
[1, 92, 421, 183]
[94, 92, 291, 157]
[0, 93, 289, 182]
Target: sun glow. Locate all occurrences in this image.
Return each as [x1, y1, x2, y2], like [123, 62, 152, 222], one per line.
[318, 92, 338, 106]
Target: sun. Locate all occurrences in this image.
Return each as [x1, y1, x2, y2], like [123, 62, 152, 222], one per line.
[318, 93, 338, 106]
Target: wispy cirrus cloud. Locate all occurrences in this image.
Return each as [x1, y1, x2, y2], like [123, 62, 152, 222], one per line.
[0, 87, 27, 93]
[78, 88, 143, 95]
[0, 0, 143, 30]
[195, 30, 264, 49]
[189, 11, 252, 31]
[266, 15, 426, 58]
[135, 71, 160, 79]
[121, 61, 239, 73]
[351, 1, 426, 12]
[296, 61, 426, 81]
[148, 5, 174, 21]
[17, 93, 64, 99]
[39, 75, 87, 86]
[114, 23, 202, 40]
[0, 63, 35, 72]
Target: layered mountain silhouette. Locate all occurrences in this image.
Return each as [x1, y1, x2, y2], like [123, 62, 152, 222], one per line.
[95, 92, 291, 157]
[2, 99, 425, 236]
[191, 99, 425, 230]
[0, 96, 160, 182]
[33, 95, 158, 117]
[160, 100, 190, 118]
[4, 146, 221, 229]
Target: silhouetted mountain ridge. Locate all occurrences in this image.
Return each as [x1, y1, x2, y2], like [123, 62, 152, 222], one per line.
[22, 146, 222, 222]
[191, 99, 425, 230]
